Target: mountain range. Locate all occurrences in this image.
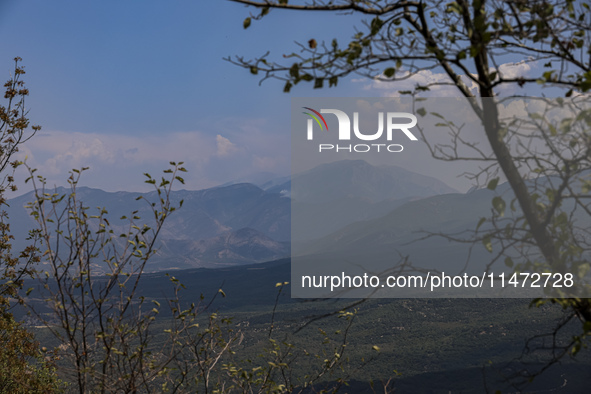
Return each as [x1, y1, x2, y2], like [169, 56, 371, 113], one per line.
[6, 160, 466, 271]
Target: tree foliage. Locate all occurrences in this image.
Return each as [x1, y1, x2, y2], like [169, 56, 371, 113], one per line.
[0, 54, 376, 392]
[25, 164, 189, 392]
[24, 165, 365, 392]
[21, 108, 366, 392]
[230, 0, 591, 96]
[0, 57, 40, 308]
[0, 58, 64, 392]
[228, 0, 591, 384]
[0, 316, 62, 393]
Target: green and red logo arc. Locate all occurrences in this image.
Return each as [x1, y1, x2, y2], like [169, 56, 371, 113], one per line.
[303, 107, 329, 132]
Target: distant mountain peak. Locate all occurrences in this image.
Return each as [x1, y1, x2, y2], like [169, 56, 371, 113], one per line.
[288, 159, 457, 204]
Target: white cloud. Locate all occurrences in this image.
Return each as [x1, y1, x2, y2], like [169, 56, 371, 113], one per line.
[15, 124, 290, 194]
[355, 60, 539, 97]
[356, 69, 478, 97]
[216, 135, 239, 157]
[21, 130, 213, 167]
[497, 60, 533, 79]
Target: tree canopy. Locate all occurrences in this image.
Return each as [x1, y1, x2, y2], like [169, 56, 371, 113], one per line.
[230, 0, 591, 97]
[229, 0, 591, 348]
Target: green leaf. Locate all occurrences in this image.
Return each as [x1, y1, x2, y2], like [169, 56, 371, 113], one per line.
[529, 112, 543, 120]
[243, 17, 251, 29]
[370, 17, 384, 35]
[447, 2, 462, 14]
[476, 217, 486, 231]
[542, 70, 554, 81]
[580, 79, 591, 92]
[487, 178, 499, 190]
[289, 63, 299, 78]
[492, 196, 506, 216]
[384, 67, 395, 78]
[482, 236, 493, 253]
[416, 107, 426, 117]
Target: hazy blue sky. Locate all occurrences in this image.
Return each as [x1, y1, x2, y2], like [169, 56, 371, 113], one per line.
[0, 0, 540, 194]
